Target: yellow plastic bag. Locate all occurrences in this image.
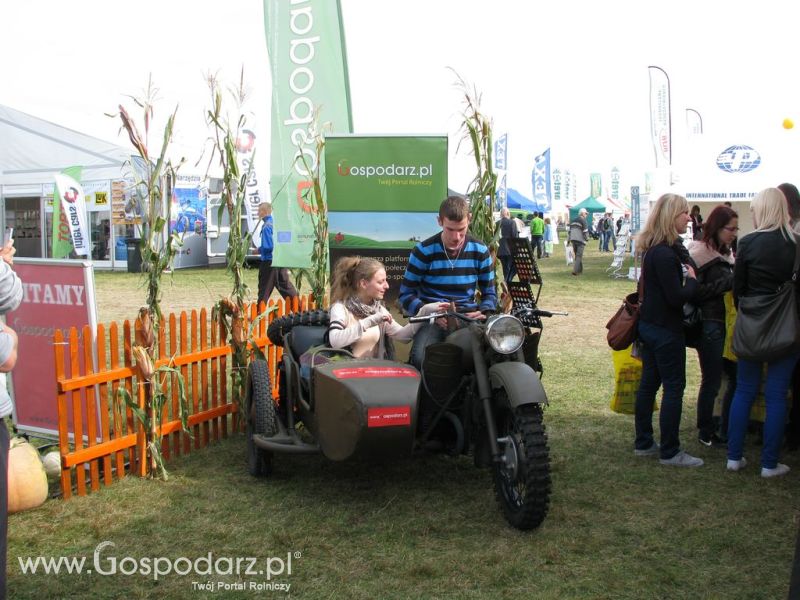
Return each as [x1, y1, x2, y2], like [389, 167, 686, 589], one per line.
[722, 291, 737, 362]
[610, 345, 649, 414]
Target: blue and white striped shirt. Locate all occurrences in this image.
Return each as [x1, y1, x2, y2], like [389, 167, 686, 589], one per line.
[399, 233, 496, 315]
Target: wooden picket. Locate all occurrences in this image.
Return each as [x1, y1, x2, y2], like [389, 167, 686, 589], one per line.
[53, 295, 314, 499]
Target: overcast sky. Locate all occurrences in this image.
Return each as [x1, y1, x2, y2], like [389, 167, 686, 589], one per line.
[2, 0, 798, 200]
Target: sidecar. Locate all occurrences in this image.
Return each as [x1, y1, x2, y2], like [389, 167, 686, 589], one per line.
[246, 311, 421, 475]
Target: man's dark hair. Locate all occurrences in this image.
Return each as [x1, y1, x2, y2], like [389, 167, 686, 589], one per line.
[439, 196, 469, 222]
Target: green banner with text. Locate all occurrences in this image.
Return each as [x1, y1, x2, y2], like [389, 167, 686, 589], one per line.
[264, 0, 352, 268]
[325, 135, 448, 300]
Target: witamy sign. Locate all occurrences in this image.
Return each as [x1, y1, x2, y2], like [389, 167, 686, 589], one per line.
[8, 259, 98, 437]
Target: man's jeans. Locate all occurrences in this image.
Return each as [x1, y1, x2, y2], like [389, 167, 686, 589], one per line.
[635, 320, 687, 459]
[409, 322, 448, 370]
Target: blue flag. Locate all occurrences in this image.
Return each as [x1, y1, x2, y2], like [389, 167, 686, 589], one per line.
[494, 134, 508, 171]
[532, 149, 551, 212]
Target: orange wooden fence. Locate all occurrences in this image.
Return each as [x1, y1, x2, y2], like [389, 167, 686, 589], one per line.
[52, 295, 314, 499]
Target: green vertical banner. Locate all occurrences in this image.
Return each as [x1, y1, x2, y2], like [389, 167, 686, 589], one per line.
[325, 135, 448, 300]
[264, 0, 353, 267]
[52, 165, 82, 258]
[590, 172, 602, 199]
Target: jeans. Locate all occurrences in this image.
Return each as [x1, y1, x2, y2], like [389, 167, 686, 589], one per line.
[695, 320, 725, 438]
[409, 322, 448, 370]
[727, 352, 799, 469]
[531, 235, 543, 259]
[601, 230, 610, 251]
[571, 241, 585, 274]
[635, 321, 687, 459]
[499, 255, 515, 284]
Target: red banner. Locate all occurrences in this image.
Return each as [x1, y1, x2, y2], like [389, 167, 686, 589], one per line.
[333, 366, 419, 379]
[7, 259, 97, 436]
[367, 406, 411, 428]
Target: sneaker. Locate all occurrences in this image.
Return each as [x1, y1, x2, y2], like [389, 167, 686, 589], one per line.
[761, 463, 790, 478]
[699, 433, 727, 448]
[659, 451, 704, 467]
[726, 457, 747, 471]
[634, 442, 659, 457]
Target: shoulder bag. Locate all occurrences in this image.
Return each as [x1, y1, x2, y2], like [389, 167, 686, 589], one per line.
[606, 259, 644, 351]
[732, 237, 800, 362]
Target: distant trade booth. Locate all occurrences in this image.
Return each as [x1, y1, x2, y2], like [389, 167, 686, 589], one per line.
[0, 104, 209, 269]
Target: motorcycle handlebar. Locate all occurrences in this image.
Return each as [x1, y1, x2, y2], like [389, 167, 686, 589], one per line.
[408, 309, 568, 323]
[407, 311, 477, 324]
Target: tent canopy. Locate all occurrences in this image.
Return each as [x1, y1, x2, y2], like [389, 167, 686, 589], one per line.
[0, 104, 131, 186]
[568, 196, 606, 222]
[506, 187, 537, 212]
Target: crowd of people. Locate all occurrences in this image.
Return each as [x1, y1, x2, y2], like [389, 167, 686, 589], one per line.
[633, 185, 800, 477]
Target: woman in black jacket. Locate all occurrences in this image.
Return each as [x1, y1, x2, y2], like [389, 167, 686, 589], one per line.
[688, 205, 738, 447]
[633, 194, 703, 467]
[727, 188, 799, 477]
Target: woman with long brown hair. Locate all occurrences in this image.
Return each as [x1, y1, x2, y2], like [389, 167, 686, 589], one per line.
[327, 256, 445, 359]
[688, 205, 738, 447]
[633, 193, 703, 467]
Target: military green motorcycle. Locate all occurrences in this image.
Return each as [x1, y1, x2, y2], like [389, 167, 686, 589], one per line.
[246, 302, 559, 531]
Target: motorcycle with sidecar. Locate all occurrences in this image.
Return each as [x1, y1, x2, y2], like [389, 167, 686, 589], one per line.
[246, 285, 562, 530]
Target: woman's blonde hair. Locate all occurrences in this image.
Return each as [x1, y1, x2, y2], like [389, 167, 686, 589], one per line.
[635, 193, 689, 254]
[749, 187, 796, 242]
[330, 256, 384, 303]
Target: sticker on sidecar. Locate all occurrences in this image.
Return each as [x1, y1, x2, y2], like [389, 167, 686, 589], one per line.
[332, 366, 419, 379]
[367, 406, 412, 427]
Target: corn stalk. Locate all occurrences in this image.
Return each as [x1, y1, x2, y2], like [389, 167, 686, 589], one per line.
[203, 71, 259, 418]
[292, 118, 329, 307]
[453, 70, 499, 270]
[112, 76, 189, 478]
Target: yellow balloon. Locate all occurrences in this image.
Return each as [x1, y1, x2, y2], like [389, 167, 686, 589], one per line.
[783, 118, 794, 130]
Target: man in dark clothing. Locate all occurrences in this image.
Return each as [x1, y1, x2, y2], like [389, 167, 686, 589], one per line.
[257, 202, 298, 306]
[498, 208, 519, 284]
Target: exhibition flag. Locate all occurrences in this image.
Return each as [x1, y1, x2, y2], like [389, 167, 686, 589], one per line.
[532, 149, 551, 212]
[52, 166, 86, 257]
[496, 174, 507, 211]
[494, 133, 508, 171]
[686, 108, 703, 136]
[648, 65, 672, 167]
[264, 0, 353, 267]
[234, 125, 264, 242]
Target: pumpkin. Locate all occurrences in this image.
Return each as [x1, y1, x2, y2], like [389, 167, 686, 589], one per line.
[7, 438, 48, 514]
[41, 451, 62, 480]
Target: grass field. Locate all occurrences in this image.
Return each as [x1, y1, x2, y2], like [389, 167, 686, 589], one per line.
[7, 245, 800, 599]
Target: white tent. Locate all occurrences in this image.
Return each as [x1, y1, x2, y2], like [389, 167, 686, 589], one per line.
[0, 104, 133, 264]
[0, 104, 130, 186]
[670, 132, 800, 235]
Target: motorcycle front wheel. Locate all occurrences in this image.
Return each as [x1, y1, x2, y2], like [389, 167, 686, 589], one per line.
[492, 396, 551, 530]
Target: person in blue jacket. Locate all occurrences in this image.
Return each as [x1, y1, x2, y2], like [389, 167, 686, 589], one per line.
[257, 203, 298, 305]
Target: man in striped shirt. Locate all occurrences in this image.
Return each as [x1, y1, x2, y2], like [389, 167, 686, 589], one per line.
[399, 196, 497, 368]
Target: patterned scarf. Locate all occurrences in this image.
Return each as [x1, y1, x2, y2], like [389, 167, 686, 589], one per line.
[342, 295, 395, 360]
[344, 295, 383, 319]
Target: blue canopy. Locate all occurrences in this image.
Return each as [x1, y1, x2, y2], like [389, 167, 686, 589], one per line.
[506, 188, 538, 212]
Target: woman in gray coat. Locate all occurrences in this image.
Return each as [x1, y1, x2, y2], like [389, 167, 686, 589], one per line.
[568, 208, 589, 275]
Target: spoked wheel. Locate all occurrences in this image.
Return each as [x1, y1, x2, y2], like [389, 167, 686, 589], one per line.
[246, 359, 277, 477]
[492, 395, 551, 530]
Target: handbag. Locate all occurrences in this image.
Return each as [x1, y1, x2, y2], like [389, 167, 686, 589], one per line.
[732, 237, 800, 362]
[606, 292, 640, 351]
[606, 264, 644, 351]
[683, 301, 703, 348]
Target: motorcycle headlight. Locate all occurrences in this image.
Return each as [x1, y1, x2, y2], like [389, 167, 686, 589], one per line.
[485, 315, 525, 354]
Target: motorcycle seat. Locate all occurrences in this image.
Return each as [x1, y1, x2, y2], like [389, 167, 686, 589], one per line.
[289, 325, 328, 362]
